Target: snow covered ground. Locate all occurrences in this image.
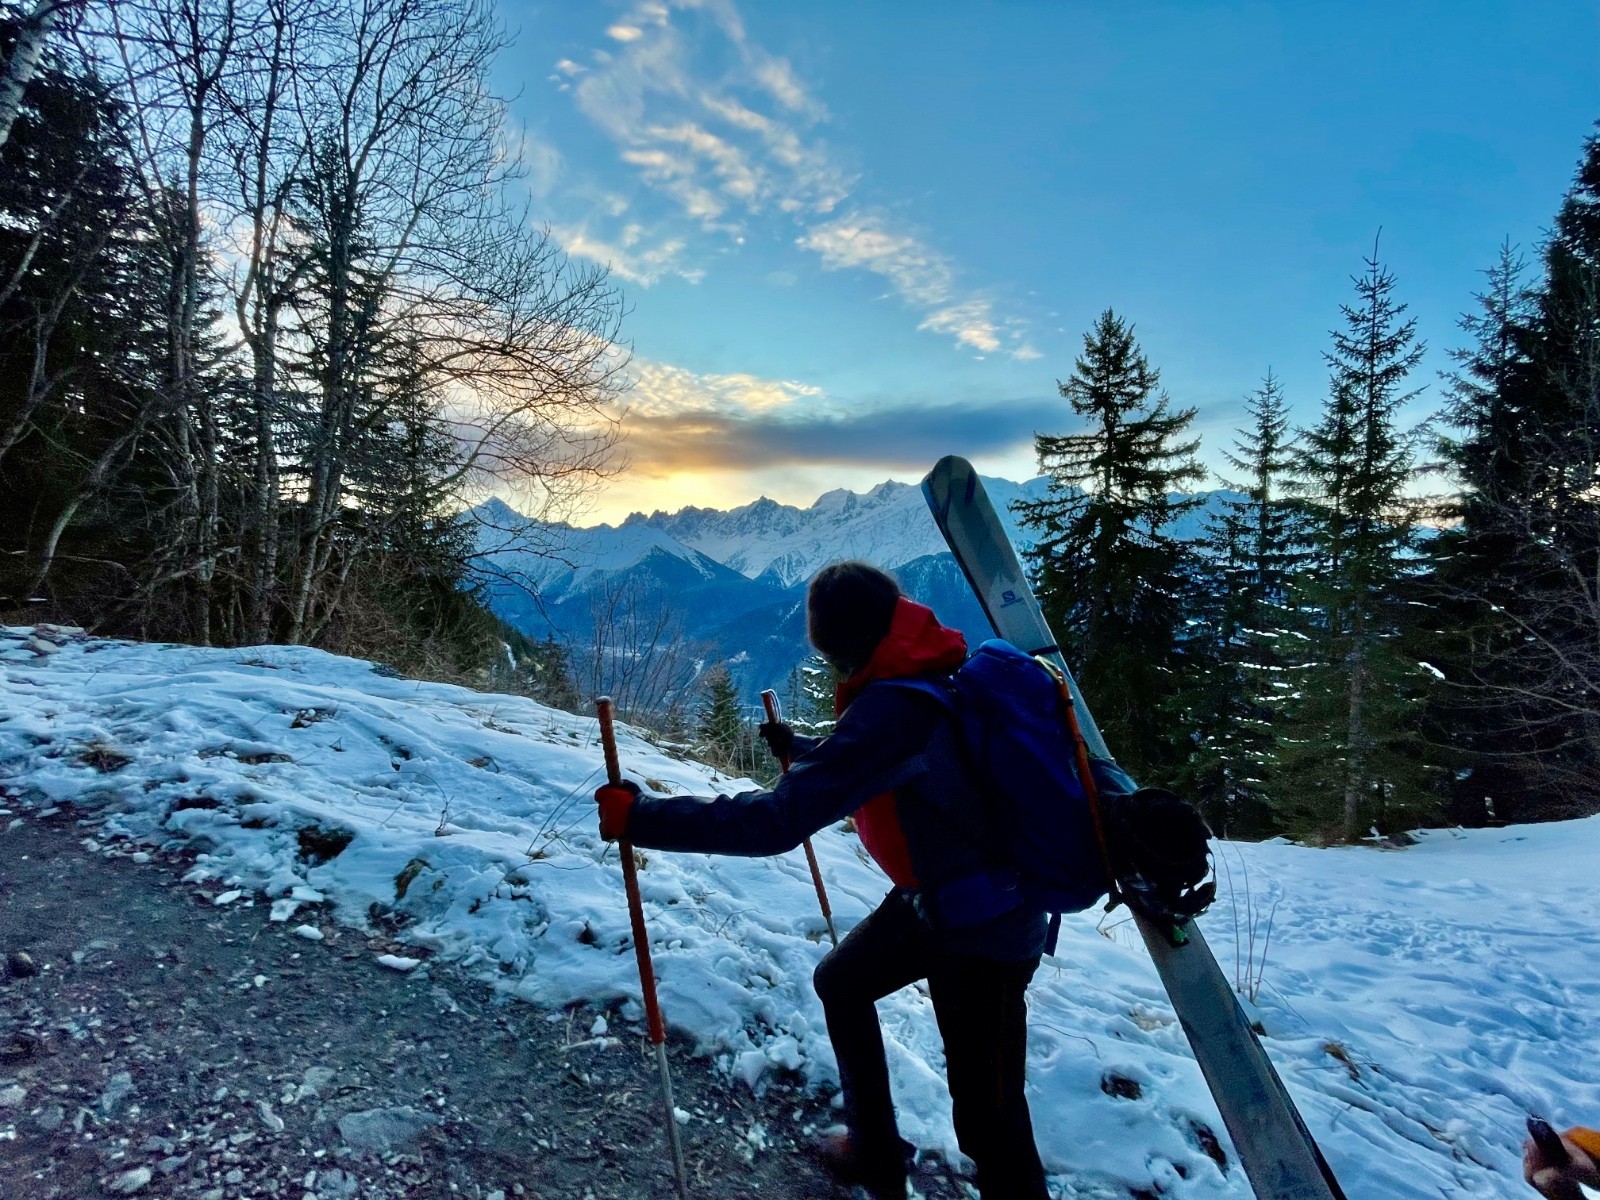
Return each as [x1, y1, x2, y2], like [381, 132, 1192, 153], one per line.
[2, 624, 1596, 1200]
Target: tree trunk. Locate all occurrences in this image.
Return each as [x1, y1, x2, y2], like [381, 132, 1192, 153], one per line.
[0, 0, 69, 152]
[1342, 623, 1368, 842]
[236, 3, 292, 646]
[30, 427, 139, 595]
[245, 319, 282, 642]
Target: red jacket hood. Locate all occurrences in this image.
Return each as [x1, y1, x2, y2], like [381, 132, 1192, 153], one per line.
[836, 598, 968, 715]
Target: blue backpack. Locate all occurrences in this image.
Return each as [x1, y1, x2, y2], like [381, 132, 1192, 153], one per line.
[883, 639, 1133, 923]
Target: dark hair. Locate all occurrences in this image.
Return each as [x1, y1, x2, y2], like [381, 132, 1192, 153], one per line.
[806, 560, 901, 675]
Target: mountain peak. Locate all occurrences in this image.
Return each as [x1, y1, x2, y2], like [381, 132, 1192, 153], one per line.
[809, 487, 856, 513]
[471, 495, 527, 524]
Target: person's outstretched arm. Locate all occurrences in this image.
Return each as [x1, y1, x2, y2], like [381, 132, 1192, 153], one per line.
[609, 687, 938, 858]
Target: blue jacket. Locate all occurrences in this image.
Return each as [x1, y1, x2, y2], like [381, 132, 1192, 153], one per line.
[625, 681, 1048, 961]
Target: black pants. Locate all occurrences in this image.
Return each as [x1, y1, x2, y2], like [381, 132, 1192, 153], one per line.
[812, 890, 1049, 1200]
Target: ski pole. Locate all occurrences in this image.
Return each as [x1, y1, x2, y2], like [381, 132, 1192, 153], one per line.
[595, 697, 689, 1200]
[760, 690, 838, 948]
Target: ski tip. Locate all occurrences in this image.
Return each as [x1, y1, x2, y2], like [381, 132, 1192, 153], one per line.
[921, 455, 976, 508]
[923, 454, 972, 480]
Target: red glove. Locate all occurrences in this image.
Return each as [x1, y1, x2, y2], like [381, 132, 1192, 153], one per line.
[596, 780, 641, 842]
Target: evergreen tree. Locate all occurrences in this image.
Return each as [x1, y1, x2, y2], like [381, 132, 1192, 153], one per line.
[1517, 127, 1600, 811]
[0, 27, 170, 612]
[1420, 245, 1544, 822]
[1178, 372, 1304, 836]
[1423, 129, 1600, 818]
[783, 653, 838, 737]
[1276, 249, 1437, 841]
[696, 664, 744, 772]
[526, 635, 579, 712]
[1016, 309, 1205, 782]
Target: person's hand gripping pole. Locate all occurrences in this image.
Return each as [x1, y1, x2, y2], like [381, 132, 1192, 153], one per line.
[760, 690, 838, 948]
[594, 698, 689, 1200]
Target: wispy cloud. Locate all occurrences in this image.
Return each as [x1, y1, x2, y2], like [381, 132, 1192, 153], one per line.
[568, 0, 849, 234]
[555, 0, 1036, 358]
[800, 214, 1010, 354]
[553, 223, 705, 287]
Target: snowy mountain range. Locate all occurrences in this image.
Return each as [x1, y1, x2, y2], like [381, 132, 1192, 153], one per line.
[620, 477, 1050, 587]
[469, 477, 1226, 702]
[473, 476, 1049, 595]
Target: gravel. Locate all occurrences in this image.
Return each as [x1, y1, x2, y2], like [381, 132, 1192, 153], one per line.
[0, 808, 969, 1199]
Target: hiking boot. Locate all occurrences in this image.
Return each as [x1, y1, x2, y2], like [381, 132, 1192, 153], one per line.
[813, 1127, 912, 1199]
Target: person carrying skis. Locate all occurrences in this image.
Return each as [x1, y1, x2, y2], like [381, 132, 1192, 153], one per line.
[1525, 1124, 1600, 1199]
[595, 560, 1050, 1200]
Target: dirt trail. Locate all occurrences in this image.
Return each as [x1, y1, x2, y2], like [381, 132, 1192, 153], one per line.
[0, 811, 966, 1200]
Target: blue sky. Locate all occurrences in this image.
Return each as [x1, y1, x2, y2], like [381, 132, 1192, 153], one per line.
[496, 0, 1599, 524]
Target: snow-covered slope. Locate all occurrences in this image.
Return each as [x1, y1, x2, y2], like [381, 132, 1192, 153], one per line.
[4, 625, 1596, 1200]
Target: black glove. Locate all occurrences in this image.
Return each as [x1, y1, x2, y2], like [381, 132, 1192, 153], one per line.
[758, 720, 795, 762]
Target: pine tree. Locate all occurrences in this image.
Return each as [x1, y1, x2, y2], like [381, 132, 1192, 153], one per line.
[697, 664, 744, 773]
[1421, 129, 1600, 818]
[1276, 249, 1437, 841]
[0, 30, 171, 612]
[1517, 128, 1600, 811]
[527, 635, 579, 712]
[1016, 309, 1206, 781]
[783, 653, 838, 737]
[1420, 245, 1544, 822]
[1179, 372, 1304, 836]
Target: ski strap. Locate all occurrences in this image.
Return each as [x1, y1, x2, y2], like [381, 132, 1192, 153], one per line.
[1030, 656, 1115, 956]
[1036, 657, 1117, 888]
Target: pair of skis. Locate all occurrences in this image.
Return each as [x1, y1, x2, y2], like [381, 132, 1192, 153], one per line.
[923, 455, 1346, 1200]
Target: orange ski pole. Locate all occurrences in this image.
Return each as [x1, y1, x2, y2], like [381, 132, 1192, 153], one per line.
[595, 698, 689, 1200]
[761, 690, 838, 948]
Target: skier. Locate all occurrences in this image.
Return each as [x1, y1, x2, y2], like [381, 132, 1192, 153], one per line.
[1525, 1124, 1600, 1199]
[595, 560, 1050, 1200]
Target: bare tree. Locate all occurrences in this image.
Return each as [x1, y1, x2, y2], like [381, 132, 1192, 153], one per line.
[275, 0, 623, 644]
[9, 0, 624, 654]
[215, 0, 322, 642]
[581, 575, 698, 725]
[66, 0, 252, 639]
